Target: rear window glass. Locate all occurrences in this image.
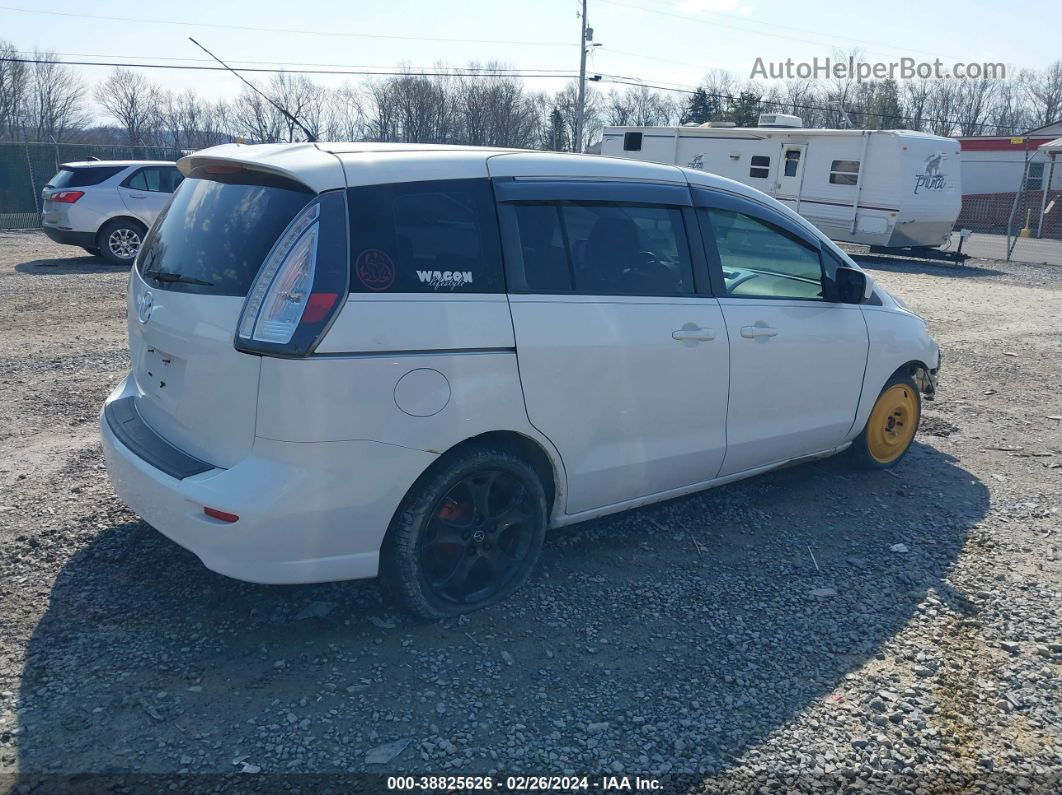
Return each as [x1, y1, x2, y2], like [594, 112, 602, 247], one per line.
[347, 178, 503, 293]
[137, 177, 312, 296]
[47, 166, 125, 188]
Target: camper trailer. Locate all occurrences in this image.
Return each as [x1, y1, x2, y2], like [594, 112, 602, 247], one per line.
[599, 115, 961, 250]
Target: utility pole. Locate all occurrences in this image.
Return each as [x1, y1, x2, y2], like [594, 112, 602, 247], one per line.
[575, 0, 589, 153]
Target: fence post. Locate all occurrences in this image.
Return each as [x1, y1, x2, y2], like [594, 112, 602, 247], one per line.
[23, 141, 41, 220]
[1038, 156, 1055, 239]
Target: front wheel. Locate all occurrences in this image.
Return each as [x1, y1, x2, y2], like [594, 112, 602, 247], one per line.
[848, 374, 921, 469]
[98, 219, 146, 265]
[380, 446, 548, 619]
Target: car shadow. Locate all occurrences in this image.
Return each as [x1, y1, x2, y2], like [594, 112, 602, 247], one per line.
[13, 440, 986, 781]
[14, 253, 129, 276]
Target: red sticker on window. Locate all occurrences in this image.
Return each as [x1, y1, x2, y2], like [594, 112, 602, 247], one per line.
[355, 248, 396, 291]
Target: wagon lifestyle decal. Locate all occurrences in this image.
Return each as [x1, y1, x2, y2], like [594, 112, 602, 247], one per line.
[914, 153, 947, 194]
[355, 249, 396, 291]
[416, 270, 474, 290]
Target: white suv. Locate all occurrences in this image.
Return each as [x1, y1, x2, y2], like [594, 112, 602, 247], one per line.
[41, 160, 183, 264]
[100, 143, 941, 617]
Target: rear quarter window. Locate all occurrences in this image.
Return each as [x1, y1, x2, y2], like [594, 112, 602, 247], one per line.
[347, 178, 504, 294]
[47, 166, 126, 188]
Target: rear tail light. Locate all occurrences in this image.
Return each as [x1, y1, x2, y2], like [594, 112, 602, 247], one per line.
[51, 190, 84, 203]
[234, 191, 348, 357]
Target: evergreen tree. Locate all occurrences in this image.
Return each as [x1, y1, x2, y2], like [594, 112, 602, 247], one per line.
[719, 91, 762, 126]
[542, 107, 569, 151]
[871, 78, 903, 129]
[682, 88, 715, 124]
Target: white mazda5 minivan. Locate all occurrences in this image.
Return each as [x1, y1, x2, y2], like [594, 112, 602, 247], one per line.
[101, 142, 940, 617]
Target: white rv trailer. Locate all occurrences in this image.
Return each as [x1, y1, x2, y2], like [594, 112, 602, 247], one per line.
[599, 115, 961, 249]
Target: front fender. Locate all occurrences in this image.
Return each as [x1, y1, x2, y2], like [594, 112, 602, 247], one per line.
[850, 306, 940, 438]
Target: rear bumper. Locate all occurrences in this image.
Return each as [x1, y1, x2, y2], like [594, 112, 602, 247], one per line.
[41, 225, 96, 248]
[100, 375, 436, 584]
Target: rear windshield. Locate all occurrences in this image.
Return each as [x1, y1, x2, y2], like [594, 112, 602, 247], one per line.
[47, 166, 125, 188]
[137, 177, 313, 296]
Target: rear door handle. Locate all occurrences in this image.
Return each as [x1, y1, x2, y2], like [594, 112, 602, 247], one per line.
[740, 325, 778, 339]
[672, 327, 716, 342]
[128, 193, 146, 199]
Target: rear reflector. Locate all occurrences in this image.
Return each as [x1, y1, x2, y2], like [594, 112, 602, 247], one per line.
[52, 190, 84, 203]
[301, 292, 338, 324]
[204, 506, 239, 523]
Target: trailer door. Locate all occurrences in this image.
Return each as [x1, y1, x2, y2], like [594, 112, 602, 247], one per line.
[775, 144, 807, 211]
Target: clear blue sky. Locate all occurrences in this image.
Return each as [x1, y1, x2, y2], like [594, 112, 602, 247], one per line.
[1, 0, 1054, 110]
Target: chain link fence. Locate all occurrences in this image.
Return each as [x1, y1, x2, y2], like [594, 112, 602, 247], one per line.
[956, 147, 1062, 261]
[0, 141, 182, 230]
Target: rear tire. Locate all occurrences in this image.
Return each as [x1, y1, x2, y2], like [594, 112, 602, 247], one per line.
[98, 219, 146, 265]
[848, 374, 921, 469]
[380, 446, 548, 619]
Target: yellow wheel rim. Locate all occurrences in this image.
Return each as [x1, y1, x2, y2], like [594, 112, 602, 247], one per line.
[866, 384, 918, 464]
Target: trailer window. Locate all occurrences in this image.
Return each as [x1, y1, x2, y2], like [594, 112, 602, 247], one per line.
[829, 160, 860, 185]
[749, 155, 770, 179]
[623, 132, 643, 151]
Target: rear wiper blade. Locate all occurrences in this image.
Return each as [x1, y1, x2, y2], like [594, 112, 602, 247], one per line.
[146, 269, 214, 287]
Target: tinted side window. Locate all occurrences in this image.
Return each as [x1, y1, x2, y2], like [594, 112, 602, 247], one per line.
[707, 208, 823, 300]
[125, 167, 181, 192]
[48, 166, 125, 188]
[512, 202, 694, 296]
[347, 179, 503, 293]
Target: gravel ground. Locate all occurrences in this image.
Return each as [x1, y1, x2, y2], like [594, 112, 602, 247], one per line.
[0, 230, 1059, 792]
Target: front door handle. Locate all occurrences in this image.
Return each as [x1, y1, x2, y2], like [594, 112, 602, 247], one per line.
[740, 325, 778, 339]
[672, 326, 715, 342]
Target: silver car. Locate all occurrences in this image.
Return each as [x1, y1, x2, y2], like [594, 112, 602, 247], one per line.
[41, 160, 183, 265]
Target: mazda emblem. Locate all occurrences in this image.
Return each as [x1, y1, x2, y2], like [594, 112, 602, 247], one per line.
[137, 290, 154, 324]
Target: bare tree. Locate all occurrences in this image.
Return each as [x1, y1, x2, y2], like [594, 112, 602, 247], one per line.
[325, 84, 367, 141]
[605, 85, 673, 127]
[925, 79, 961, 136]
[0, 39, 27, 139]
[901, 78, 934, 132]
[989, 79, 1033, 135]
[95, 68, 161, 146]
[953, 78, 996, 136]
[365, 69, 457, 144]
[24, 50, 88, 141]
[1022, 61, 1062, 128]
[552, 80, 601, 151]
[159, 89, 229, 151]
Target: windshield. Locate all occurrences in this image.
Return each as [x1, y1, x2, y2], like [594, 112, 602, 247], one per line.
[137, 177, 313, 296]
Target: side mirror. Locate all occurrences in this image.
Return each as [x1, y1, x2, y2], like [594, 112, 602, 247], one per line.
[834, 266, 867, 304]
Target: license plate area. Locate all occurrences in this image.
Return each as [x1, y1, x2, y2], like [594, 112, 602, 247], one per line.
[137, 345, 186, 410]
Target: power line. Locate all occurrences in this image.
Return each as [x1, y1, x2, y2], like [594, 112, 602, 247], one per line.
[0, 5, 577, 48]
[12, 49, 578, 74]
[0, 57, 579, 80]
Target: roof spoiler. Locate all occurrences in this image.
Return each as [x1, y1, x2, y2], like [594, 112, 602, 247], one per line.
[176, 153, 316, 193]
